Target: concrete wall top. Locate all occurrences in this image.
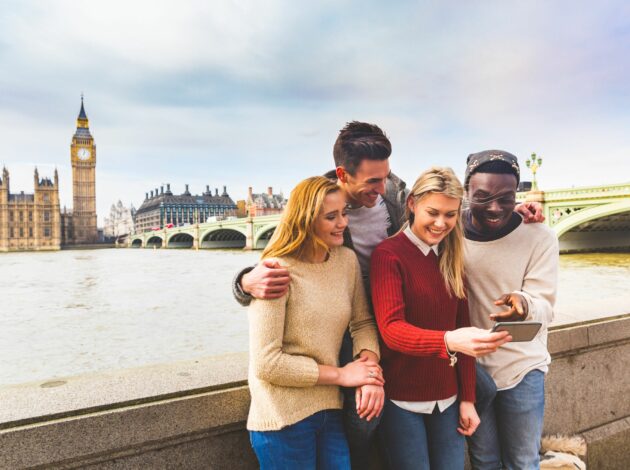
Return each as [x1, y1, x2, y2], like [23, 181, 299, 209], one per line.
[1, 313, 629, 431]
[0, 352, 248, 430]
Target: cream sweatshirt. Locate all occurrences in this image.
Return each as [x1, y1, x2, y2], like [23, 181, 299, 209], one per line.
[465, 222, 559, 390]
[246, 246, 380, 431]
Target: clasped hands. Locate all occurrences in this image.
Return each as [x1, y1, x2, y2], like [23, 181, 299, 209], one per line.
[340, 355, 385, 422]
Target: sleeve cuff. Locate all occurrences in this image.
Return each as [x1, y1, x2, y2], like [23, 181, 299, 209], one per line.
[233, 266, 255, 307]
[513, 290, 534, 321]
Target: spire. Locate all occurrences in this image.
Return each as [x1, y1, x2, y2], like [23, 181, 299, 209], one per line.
[76, 94, 90, 130]
[78, 94, 87, 119]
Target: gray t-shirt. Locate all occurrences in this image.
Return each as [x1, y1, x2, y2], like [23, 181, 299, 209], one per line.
[346, 195, 391, 283]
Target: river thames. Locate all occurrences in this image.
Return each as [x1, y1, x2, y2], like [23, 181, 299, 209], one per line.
[2, 249, 629, 386]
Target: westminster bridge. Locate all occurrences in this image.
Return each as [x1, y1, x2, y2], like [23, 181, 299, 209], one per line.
[128, 182, 630, 252]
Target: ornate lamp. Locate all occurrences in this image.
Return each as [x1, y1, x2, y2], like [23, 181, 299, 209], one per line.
[526, 152, 543, 190]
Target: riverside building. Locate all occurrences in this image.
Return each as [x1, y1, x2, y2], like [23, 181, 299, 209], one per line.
[0, 97, 99, 251]
[134, 184, 237, 232]
[246, 186, 286, 216]
[0, 167, 62, 251]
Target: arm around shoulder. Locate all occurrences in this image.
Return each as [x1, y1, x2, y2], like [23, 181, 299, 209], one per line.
[232, 266, 255, 307]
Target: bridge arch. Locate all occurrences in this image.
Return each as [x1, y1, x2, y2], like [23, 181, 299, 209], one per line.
[253, 223, 279, 249]
[130, 238, 143, 248]
[168, 232, 195, 249]
[200, 228, 246, 249]
[554, 200, 630, 252]
[554, 200, 630, 237]
[146, 236, 163, 248]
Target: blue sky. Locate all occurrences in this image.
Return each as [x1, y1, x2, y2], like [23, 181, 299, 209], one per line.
[0, 1, 628, 224]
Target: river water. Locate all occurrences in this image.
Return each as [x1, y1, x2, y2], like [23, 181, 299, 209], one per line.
[1, 249, 629, 386]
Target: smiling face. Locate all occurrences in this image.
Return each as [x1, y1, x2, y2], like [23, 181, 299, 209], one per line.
[313, 190, 348, 249]
[408, 192, 460, 246]
[337, 159, 390, 208]
[467, 172, 518, 234]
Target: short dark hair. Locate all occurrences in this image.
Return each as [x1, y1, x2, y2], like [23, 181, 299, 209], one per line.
[333, 121, 391, 175]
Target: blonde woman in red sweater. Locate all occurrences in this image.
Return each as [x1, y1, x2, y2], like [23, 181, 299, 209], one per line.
[370, 167, 510, 469]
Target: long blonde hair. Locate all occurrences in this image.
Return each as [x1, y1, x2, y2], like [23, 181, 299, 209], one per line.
[262, 176, 341, 261]
[404, 167, 466, 299]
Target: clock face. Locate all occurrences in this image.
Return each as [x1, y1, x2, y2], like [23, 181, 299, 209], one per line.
[77, 148, 91, 160]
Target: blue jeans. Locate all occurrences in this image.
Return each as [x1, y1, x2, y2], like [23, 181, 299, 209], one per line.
[468, 369, 545, 470]
[475, 362, 497, 416]
[249, 409, 351, 470]
[339, 330, 382, 470]
[379, 399, 465, 470]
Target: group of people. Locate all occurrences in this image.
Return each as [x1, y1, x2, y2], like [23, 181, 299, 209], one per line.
[233, 122, 558, 470]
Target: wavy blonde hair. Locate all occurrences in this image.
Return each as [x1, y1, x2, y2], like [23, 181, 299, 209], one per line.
[404, 167, 466, 299]
[262, 176, 341, 261]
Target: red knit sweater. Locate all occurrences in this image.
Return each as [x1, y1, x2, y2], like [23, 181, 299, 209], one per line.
[370, 232, 476, 403]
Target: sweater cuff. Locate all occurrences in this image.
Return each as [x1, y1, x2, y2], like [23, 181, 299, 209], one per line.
[513, 290, 534, 321]
[233, 266, 255, 307]
[352, 335, 381, 362]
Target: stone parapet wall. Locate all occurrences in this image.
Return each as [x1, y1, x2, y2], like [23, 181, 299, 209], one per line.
[1, 315, 629, 469]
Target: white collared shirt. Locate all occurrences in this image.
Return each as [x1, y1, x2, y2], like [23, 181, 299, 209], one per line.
[390, 227, 457, 415]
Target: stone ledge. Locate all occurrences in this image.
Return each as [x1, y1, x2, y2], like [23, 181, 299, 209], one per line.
[0, 384, 253, 469]
[0, 352, 248, 429]
[582, 416, 630, 470]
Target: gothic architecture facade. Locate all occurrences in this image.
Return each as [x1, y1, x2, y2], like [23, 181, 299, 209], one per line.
[0, 167, 62, 251]
[62, 97, 98, 245]
[0, 97, 98, 251]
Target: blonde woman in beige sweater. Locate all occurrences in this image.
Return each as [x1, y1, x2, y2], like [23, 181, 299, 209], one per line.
[247, 176, 383, 469]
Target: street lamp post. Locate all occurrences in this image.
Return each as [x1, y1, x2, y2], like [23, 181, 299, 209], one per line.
[526, 152, 543, 191]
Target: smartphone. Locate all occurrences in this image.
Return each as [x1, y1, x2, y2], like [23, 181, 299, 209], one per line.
[491, 321, 542, 342]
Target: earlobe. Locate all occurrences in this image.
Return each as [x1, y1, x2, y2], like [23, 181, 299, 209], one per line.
[335, 167, 346, 183]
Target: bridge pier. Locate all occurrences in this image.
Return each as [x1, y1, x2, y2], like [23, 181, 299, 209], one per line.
[244, 219, 254, 250]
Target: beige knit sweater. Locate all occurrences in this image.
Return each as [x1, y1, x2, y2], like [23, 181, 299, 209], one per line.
[465, 221, 558, 390]
[247, 246, 380, 431]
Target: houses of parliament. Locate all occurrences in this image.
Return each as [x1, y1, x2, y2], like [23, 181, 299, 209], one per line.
[0, 97, 98, 251]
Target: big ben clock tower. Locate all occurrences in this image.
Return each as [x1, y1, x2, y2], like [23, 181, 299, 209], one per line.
[70, 96, 98, 244]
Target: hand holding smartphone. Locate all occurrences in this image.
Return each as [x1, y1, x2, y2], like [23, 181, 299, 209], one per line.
[490, 321, 542, 342]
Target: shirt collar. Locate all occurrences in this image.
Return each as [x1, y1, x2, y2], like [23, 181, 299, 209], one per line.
[403, 226, 439, 256]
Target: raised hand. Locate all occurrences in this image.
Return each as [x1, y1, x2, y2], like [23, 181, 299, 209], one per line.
[492, 292, 528, 321]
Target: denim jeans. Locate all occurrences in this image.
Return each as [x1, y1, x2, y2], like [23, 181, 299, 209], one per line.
[339, 330, 382, 470]
[249, 409, 351, 470]
[378, 399, 464, 470]
[468, 369, 545, 470]
[475, 361, 497, 416]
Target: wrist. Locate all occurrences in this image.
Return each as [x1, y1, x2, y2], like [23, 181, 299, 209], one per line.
[239, 267, 255, 294]
[444, 331, 454, 353]
[336, 367, 345, 386]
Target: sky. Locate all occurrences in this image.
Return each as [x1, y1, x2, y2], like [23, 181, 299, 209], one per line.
[0, 1, 628, 225]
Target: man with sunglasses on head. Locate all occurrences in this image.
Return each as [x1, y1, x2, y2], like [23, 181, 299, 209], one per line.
[463, 150, 558, 470]
[233, 127, 544, 468]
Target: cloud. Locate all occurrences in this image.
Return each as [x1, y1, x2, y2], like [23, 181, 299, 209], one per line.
[0, 1, 628, 223]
